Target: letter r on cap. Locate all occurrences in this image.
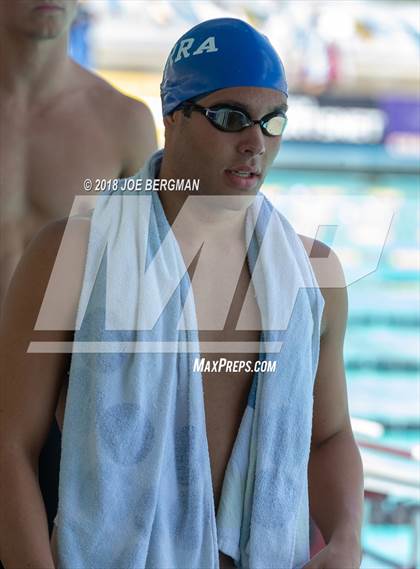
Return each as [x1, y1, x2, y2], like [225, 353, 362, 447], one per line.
[174, 38, 195, 62]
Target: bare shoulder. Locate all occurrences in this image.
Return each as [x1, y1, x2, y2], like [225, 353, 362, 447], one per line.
[71, 62, 151, 119]
[1, 216, 91, 333]
[298, 235, 346, 289]
[108, 89, 157, 176]
[71, 62, 157, 175]
[86, 70, 153, 122]
[26, 215, 91, 271]
[298, 235, 348, 337]
[9, 216, 90, 280]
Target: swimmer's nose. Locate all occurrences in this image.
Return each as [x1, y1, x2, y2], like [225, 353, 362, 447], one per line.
[236, 124, 266, 157]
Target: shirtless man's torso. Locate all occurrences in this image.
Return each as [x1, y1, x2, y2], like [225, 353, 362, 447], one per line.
[0, 0, 157, 303]
[51, 218, 265, 569]
[47, 210, 327, 569]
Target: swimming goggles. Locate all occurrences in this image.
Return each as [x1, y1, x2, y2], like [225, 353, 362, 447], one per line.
[180, 102, 287, 137]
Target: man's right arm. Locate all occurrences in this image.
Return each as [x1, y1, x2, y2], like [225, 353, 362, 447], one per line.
[0, 217, 89, 569]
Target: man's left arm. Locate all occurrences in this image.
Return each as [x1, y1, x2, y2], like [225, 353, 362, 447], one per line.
[305, 246, 364, 568]
[120, 98, 158, 177]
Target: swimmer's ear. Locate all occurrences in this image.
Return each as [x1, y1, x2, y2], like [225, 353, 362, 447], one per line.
[163, 110, 186, 142]
[163, 114, 176, 129]
[163, 114, 175, 142]
[163, 110, 184, 129]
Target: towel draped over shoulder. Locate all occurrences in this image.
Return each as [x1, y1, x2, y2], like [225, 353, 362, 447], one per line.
[57, 150, 324, 569]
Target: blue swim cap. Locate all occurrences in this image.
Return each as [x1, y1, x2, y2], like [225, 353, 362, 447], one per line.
[160, 18, 288, 116]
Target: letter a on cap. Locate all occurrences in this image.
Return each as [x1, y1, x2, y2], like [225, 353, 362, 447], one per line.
[193, 36, 218, 56]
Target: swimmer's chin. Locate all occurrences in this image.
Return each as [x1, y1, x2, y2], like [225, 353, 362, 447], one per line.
[196, 193, 257, 212]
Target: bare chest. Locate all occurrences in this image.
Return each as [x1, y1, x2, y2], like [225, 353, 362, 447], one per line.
[55, 237, 259, 568]
[0, 105, 122, 236]
[190, 248, 262, 506]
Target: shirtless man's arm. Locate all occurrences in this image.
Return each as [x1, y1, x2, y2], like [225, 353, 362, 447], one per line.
[117, 92, 158, 178]
[80, 67, 158, 181]
[0, 66, 158, 305]
[301, 237, 364, 568]
[0, 218, 88, 568]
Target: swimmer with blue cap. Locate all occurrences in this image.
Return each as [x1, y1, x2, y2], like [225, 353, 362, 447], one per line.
[0, 17, 362, 569]
[158, 17, 288, 203]
[155, 21, 362, 569]
[155, 21, 363, 569]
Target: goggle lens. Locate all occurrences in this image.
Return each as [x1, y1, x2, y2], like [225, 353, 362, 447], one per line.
[181, 103, 287, 137]
[208, 109, 247, 131]
[207, 107, 287, 137]
[263, 115, 287, 136]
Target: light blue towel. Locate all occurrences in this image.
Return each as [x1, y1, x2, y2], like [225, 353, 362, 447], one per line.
[57, 150, 324, 569]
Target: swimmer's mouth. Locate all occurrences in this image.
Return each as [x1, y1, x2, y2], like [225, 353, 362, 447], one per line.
[225, 168, 261, 179]
[224, 167, 262, 190]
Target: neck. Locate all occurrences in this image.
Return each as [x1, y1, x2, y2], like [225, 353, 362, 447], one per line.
[0, 31, 71, 102]
[158, 154, 253, 244]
